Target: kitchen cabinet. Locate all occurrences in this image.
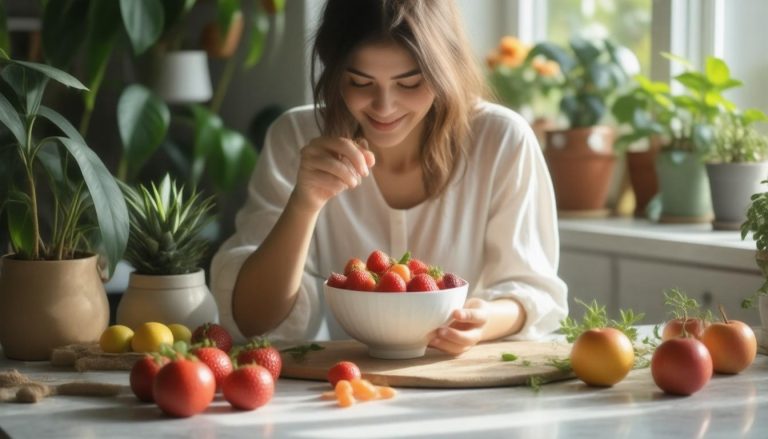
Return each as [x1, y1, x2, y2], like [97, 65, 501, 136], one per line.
[559, 218, 763, 325]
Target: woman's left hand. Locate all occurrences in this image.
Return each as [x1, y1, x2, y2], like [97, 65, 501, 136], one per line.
[427, 298, 489, 355]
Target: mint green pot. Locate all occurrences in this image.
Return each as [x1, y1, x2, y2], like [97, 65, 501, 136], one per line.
[656, 150, 713, 222]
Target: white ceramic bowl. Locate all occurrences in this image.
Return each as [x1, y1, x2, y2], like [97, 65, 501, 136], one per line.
[324, 282, 469, 359]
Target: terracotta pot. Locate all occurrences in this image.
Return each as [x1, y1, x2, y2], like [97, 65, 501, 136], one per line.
[0, 254, 109, 361]
[626, 149, 659, 217]
[116, 269, 219, 330]
[201, 11, 245, 59]
[545, 126, 617, 214]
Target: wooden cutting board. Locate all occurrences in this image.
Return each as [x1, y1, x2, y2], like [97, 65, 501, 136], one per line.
[280, 339, 574, 388]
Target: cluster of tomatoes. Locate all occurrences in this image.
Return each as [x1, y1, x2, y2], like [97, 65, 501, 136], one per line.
[569, 307, 757, 396]
[323, 360, 397, 408]
[129, 323, 281, 417]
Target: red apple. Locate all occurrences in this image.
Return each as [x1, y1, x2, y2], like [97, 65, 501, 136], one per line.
[662, 317, 709, 341]
[570, 327, 635, 387]
[651, 337, 712, 396]
[700, 315, 757, 374]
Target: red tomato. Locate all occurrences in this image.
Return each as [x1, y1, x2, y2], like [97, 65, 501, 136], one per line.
[153, 357, 216, 417]
[662, 318, 708, 341]
[651, 337, 713, 396]
[700, 319, 757, 374]
[129, 355, 169, 402]
[223, 364, 275, 410]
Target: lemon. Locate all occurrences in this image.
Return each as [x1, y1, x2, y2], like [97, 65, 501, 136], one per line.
[168, 323, 192, 344]
[131, 322, 174, 353]
[99, 325, 135, 353]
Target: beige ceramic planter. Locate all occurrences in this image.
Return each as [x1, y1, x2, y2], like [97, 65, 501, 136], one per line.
[0, 254, 109, 361]
[116, 269, 219, 330]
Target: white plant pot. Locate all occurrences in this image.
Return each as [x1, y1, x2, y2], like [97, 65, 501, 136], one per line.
[151, 50, 213, 104]
[116, 269, 218, 330]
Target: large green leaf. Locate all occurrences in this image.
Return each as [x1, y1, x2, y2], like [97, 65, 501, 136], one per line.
[705, 57, 730, 86]
[41, 0, 89, 69]
[38, 105, 87, 145]
[217, 0, 241, 34]
[117, 84, 170, 181]
[120, 0, 164, 55]
[209, 128, 257, 192]
[55, 136, 129, 278]
[1, 63, 49, 117]
[0, 92, 25, 146]
[11, 60, 87, 90]
[83, 0, 122, 112]
[189, 104, 223, 184]
[244, 9, 270, 68]
[5, 191, 34, 257]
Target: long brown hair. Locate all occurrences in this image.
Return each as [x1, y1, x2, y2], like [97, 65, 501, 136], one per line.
[311, 0, 487, 197]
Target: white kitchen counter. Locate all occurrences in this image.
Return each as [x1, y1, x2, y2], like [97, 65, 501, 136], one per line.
[1, 349, 767, 439]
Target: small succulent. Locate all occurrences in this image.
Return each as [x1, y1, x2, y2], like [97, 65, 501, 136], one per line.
[122, 174, 215, 275]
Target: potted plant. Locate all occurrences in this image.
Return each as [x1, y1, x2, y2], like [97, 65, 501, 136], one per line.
[116, 174, 218, 330]
[529, 37, 637, 216]
[740, 181, 768, 350]
[706, 109, 768, 230]
[612, 54, 741, 223]
[486, 36, 562, 147]
[0, 56, 129, 360]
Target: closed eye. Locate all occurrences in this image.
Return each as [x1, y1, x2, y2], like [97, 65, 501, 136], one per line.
[398, 81, 422, 90]
[349, 79, 373, 88]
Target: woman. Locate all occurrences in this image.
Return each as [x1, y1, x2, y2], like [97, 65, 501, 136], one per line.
[211, 0, 567, 354]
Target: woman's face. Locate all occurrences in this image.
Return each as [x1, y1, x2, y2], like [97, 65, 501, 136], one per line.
[341, 41, 436, 150]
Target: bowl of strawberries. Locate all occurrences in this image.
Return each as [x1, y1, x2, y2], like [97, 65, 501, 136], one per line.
[324, 250, 468, 360]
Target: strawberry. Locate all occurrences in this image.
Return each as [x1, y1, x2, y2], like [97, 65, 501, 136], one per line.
[441, 272, 465, 289]
[407, 258, 429, 275]
[192, 345, 233, 391]
[223, 364, 275, 411]
[191, 323, 233, 353]
[375, 271, 406, 292]
[344, 257, 366, 275]
[327, 272, 347, 288]
[366, 250, 392, 274]
[344, 269, 377, 291]
[327, 361, 361, 387]
[235, 337, 283, 381]
[407, 273, 439, 292]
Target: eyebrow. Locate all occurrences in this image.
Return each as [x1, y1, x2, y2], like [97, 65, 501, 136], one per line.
[346, 68, 422, 80]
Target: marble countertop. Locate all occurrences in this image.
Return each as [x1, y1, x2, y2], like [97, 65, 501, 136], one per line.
[1, 350, 767, 439]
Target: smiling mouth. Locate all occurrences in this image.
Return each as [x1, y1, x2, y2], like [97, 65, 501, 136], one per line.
[366, 114, 406, 132]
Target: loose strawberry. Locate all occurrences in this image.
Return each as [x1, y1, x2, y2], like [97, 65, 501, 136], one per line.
[223, 364, 275, 411]
[407, 258, 429, 275]
[235, 337, 282, 381]
[192, 345, 233, 391]
[344, 257, 366, 275]
[375, 271, 407, 292]
[407, 273, 439, 292]
[191, 323, 233, 353]
[441, 272, 465, 289]
[327, 361, 361, 387]
[327, 272, 347, 288]
[344, 269, 377, 291]
[366, 250, 392, 274]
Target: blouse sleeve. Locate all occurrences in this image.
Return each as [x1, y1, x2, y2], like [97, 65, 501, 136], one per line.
[209, 109, 324, 345]
[473, 114, 568, 340]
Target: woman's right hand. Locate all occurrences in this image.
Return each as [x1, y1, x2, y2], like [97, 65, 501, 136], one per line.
[292, 136, 375, 212]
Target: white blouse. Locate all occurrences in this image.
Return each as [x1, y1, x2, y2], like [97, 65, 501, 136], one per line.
[210, 101, 568, 344]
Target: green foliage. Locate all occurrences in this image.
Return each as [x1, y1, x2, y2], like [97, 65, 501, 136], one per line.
[663, 287, 712, 321]
[529, 37, 636, 128]
[0, 56, 128, 276]
[501, 352, 519, 362]
[612, 54, 745, 156]
[122, 174, 215, 275]
[559, 298, 645, 343]
[709, 110, 768, 163]
[741, 181, 768, 307]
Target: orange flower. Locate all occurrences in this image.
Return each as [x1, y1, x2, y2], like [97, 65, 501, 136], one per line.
[532, 58, 560, 77]
[497, 36, 530, 67]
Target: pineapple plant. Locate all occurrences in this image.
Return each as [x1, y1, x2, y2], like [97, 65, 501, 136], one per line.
[122, 174, 215, 275]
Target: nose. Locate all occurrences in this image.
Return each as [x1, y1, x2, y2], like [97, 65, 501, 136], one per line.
[370, 85, 395, 114]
